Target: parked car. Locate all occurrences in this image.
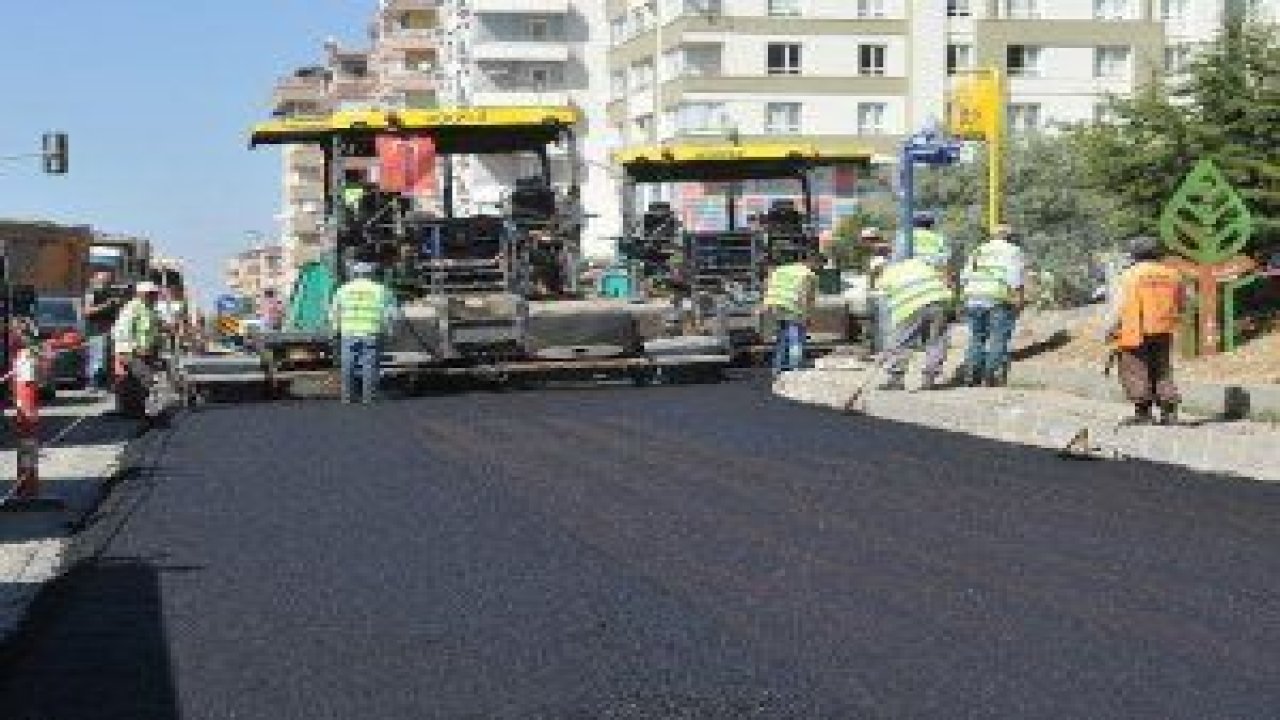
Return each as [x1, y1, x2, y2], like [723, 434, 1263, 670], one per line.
[35, 296, 88, 392]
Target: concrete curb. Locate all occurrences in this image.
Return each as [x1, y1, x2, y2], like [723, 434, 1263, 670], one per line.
[0, 414, 165, 650]
[775, 367, 1280, 483]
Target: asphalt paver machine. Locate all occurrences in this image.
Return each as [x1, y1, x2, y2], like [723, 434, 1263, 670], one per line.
[616, 143, 871, 356]
[180, 106, 729, 400]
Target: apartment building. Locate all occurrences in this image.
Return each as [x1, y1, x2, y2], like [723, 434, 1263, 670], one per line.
[225, 245, 288, 299]
[437, 0, 619, 256]
[604, 0, 1268, 232]
[268, 1, 444, 287]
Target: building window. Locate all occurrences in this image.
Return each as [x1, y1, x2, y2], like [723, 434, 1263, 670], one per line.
[1159, 0, 1188, 21]
[765, 102, 802, 134]
[1008, 103, 1042, 132]
[1003, 0, 1039, 19]
[767, 0, 801, 17]
[526, 17, 550, 41]
[610, 15, 627, 44]
[947, 0, 972, 16]
[1163, 43, 1192, 74]
[856, 0, 886, 18]
[767, 43, 802, 75]
[677, 102, 726, 133]
[947, 44, 973, 75]
[1006, 44, 1042, 77]
[858, 44, 887, 76]
[610, 70, 627, 97]
[1093, 103, 1116, 124]
[1094, 0, 1131, 19]
[856, 103, 886, 134]
[1094, 46, 1131, 78]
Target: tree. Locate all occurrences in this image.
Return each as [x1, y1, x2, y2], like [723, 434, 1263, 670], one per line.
[915, 133, 1126, 304]
[1076, 17, 1280, 259]
[828, 193, 897, 271]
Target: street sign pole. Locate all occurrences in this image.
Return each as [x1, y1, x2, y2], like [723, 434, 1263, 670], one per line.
[897, 143, 915, 261]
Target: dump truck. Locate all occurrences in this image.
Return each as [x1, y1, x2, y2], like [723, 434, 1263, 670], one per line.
[179, 106, 729, 401]
[615, 143, 872, 357]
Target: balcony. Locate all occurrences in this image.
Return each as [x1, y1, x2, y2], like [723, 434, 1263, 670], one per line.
[379, 67, 437, 93]
[472, 0, 568, 13]
[380, 0, 442, 11]
[271, 75, 327, 108]
[328, 75, 377, 102]
[472, 41, 570, 64]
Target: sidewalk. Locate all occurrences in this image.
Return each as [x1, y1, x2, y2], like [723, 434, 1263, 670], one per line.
[0, 393, 142, 647]
[775, 357, 1280, 483]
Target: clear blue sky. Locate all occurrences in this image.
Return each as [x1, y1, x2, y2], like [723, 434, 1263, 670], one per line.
[0, 0, 373, 305]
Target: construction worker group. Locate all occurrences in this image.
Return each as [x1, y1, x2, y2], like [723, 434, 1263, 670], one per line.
[764, 212, 1182, 425]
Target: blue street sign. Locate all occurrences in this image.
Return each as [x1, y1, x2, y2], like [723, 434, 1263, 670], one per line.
[216, 295, 240, 314]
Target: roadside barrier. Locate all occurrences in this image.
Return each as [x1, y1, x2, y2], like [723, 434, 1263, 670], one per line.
[1, 346, 67, 512]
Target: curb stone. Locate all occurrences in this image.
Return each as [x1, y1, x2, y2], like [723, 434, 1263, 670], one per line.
[0, 413, 169, 650]
[775, 366, 1280, 483]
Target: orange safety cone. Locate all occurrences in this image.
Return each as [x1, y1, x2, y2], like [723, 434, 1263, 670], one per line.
[2, 347, 65, 512]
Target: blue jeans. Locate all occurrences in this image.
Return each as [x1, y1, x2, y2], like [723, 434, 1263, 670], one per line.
[340, 337, 380, 404]
[88, 334, 110, 389]
[965, 304, 1017, 378]
[772, 320, 806, 375]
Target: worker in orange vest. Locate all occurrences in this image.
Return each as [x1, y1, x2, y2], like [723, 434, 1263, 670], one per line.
[1104, 236, 1184, 425]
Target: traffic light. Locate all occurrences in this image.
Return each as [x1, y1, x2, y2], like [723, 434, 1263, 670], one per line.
[42, 132, 68, 175]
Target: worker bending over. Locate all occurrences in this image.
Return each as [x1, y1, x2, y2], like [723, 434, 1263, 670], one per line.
[763, 250, 825, 377]
[904, 211, 951, 271]
[877, 255, 953, 391]
[330, 262, 398, 405]
[960, 226, 1026, 387]
[110, 281, 163, 419]
[1104, 236, 1183, 425]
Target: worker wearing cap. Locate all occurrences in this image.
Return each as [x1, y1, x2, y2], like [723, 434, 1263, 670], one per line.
[960, 225, 1026, 387]
[877, 255, 953, 391]
[110, 281, 163, 418]
[330, 262, 398, 404]
[763, 249, 825, 377]
[1103, 236, 1184, 425]
[903, 211, 952, 271]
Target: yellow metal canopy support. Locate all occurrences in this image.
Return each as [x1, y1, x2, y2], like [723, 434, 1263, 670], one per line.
[946, 68, 1005, 233]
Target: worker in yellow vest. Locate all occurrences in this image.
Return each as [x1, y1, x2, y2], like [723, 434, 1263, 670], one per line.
[763, 249, 825, 377]
[877, 256, 953, 391]
[329, 262, 398, 404]
[907, 211, 952, 271]
[960, 226, 1026, 387]
[111, 281, 163, 418]
[1104, 236, 1184, 425]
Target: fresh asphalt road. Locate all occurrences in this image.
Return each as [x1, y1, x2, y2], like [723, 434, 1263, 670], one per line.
[2, 378, 1278, 719]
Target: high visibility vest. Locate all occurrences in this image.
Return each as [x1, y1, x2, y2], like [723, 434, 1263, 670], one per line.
[343, 186, 365, 211]
[962, 239, 1022, 304]
[1116, 261, 1182, 349]
[913, 229, 950, 269]
[331, 279, 393, 338]
[763, 263, 815, 318]
[111, 298, 160, 355]
[880, 257, 951, 326]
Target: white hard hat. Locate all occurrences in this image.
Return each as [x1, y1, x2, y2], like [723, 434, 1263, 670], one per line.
[351, 261, 376, 276]
[136, 281, 160, 294]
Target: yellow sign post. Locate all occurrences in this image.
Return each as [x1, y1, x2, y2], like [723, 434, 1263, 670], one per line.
[946, 68, 1005, 233]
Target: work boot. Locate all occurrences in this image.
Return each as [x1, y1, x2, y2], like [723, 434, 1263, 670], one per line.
[921, 374, 941, 391]
[1158, 402, 1179, 426]
[1121, 404, 1155, 427]
[967, 367, 985, 388]
[878, 374, 907, 392]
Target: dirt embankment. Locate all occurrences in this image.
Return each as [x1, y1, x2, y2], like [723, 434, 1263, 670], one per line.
[1010, 306, 1279, 384]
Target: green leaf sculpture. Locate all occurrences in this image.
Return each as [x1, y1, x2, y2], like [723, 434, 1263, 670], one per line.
[1159, 158, 1253, 263]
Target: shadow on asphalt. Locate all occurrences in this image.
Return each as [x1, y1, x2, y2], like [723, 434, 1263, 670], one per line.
[0, 558, 181, 720]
